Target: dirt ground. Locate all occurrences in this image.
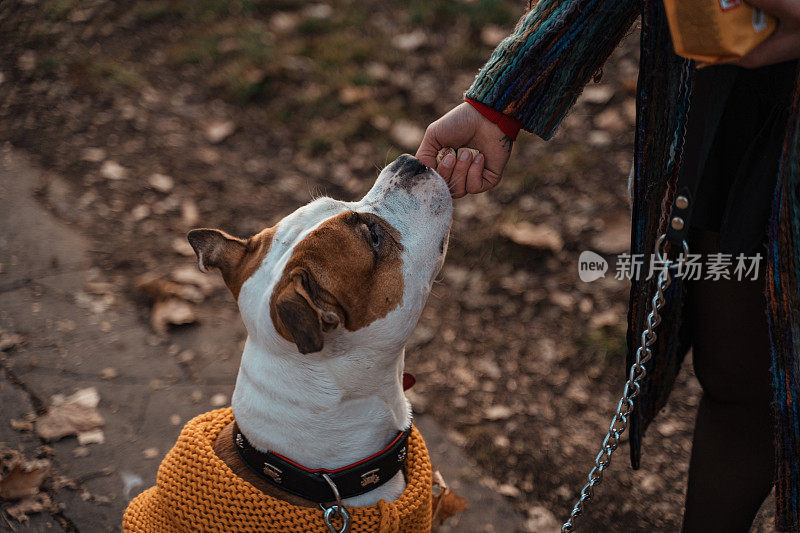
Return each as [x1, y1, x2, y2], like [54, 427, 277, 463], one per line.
[0, 0, 779, 531]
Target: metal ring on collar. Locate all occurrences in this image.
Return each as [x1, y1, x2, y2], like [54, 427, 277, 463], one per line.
[323, 505, 350, 533]
[320, 473, 350, 533]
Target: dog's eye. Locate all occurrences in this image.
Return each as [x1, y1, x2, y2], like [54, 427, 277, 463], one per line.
[368, 222, 383, 249]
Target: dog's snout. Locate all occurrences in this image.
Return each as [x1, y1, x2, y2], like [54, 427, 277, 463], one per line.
[396, 154, 428, 176]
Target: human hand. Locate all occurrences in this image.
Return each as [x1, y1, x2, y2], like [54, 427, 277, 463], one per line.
[733, 0, 800, 68]
[416, 102, 513, 198]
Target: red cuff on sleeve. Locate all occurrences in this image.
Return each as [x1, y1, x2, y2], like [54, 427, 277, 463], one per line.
[465, 98, 522, 141]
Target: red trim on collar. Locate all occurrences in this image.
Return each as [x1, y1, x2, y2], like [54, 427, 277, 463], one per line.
[465, 98, 522, 141]
[263, 429, 407, 474]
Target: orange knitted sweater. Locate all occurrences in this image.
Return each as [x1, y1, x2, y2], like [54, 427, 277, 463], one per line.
[123, 408, 433, 532]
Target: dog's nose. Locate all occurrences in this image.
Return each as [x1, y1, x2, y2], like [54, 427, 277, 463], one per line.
[396, 154, 428, 176]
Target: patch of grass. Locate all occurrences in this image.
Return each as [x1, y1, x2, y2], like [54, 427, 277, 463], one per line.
[38, 55, 61, 72]
[88, 60, 143, 89]
[579, 324, 627, 365]
[173, 20, 275, 100]
[45, 0, 76, 21]
[173, 21, 273, 64]
[297, 17, 339, 35]
[176, 0, 260, 21]
[173, 35, 222, 64]
[301, 96, 343, 121]
[209, 59, 271, 101]
[306, 32, 372, 70]
[349, 70, 374, 86]
[135, 0, 280, 24]
[406, 0, 517, 28]
[451, 43, 493, 66]
[238, 27, 273, 63]
[134, 1, 172, 22]
[306, 136, 333, 155]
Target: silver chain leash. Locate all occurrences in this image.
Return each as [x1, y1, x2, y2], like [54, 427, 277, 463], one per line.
[561, 234, 688, 532]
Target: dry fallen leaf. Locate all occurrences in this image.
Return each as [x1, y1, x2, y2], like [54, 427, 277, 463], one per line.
[148, 173, 174, 193]
[150, 298, 197, 335]
[81, 147, 106, 162]
[499, 222, 563, 253]
[100, 160, 127, 180]
[83, 281, 114, 295]
[591, 212, 631, 254]
[72, 447, 90, 458]
[209, 393, 227, 407]
[431, 468, 468, 532]
[480, 25, 506, 46]
[392, 31, 426, 51]
[5, 492, 52, 522]
[10, 418, 33, 432]
[497, 483, 521, 498]
[0, 459, 50, 500]
[581, 85, 615, 105]
[525, 505, 561, 533]
[203, 120, 236, 144]
[171, 266, 222, 294]
[484, 405, 514, 420]
[77, 429, 105, 445]
[135, 273, 203, 303]
[35, 387, 105, 442]
[338, 86, 372, 105]
[171, 237, 195, 257]
[142, 447, 159, 459]
[177, 349, 196, 364]
[100, 367, 118, 380]
[589, 307, 623, 329]
[389, 121, 424, 151]
[269, 12, 299, 33]
[134, 272, 203, 334]
[181, 199, 199, 226]
[0, 331, 24, 351]
[594, 107, 626, 133]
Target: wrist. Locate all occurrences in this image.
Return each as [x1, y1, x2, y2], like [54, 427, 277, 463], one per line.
[464, 98, 522, 141]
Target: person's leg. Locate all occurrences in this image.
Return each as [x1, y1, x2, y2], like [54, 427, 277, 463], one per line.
[681, 229, 776, 533]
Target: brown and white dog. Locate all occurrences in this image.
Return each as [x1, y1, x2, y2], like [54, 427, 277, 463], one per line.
[187, 154, 452, 508]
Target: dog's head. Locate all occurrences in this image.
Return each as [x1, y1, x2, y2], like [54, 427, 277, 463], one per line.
[188, 155, 452, 356]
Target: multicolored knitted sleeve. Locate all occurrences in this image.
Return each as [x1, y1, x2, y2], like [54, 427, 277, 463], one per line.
[466, 0, 640, 140]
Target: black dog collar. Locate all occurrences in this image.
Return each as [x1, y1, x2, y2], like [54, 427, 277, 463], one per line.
[232, 423, 411, 503]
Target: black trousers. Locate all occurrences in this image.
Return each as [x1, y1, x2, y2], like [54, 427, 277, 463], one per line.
[681, 228, 775, 533]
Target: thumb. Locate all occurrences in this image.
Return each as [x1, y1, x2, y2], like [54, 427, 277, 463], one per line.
[415, 128, 442, 168]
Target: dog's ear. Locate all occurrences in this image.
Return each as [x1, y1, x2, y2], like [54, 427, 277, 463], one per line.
[187, 228, 247, 284]
[272, 271, 341, 354]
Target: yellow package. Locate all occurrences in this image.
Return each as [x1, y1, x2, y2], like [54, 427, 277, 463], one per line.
[663, 0, 776, 64]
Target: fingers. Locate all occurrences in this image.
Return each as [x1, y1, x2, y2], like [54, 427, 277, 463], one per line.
[446, 148, 476, 198]
[733, 28, 800, 68]
[435, 149, 457, 185]
[745, 0, 800, 21]
[471, 167, 501, 195]
[453, 148, 475, 180]
[464, 153, 485, 194]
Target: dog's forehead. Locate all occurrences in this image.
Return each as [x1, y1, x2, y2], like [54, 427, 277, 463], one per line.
[278, 198, 351, 239]
[243, 198, 355, 290]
